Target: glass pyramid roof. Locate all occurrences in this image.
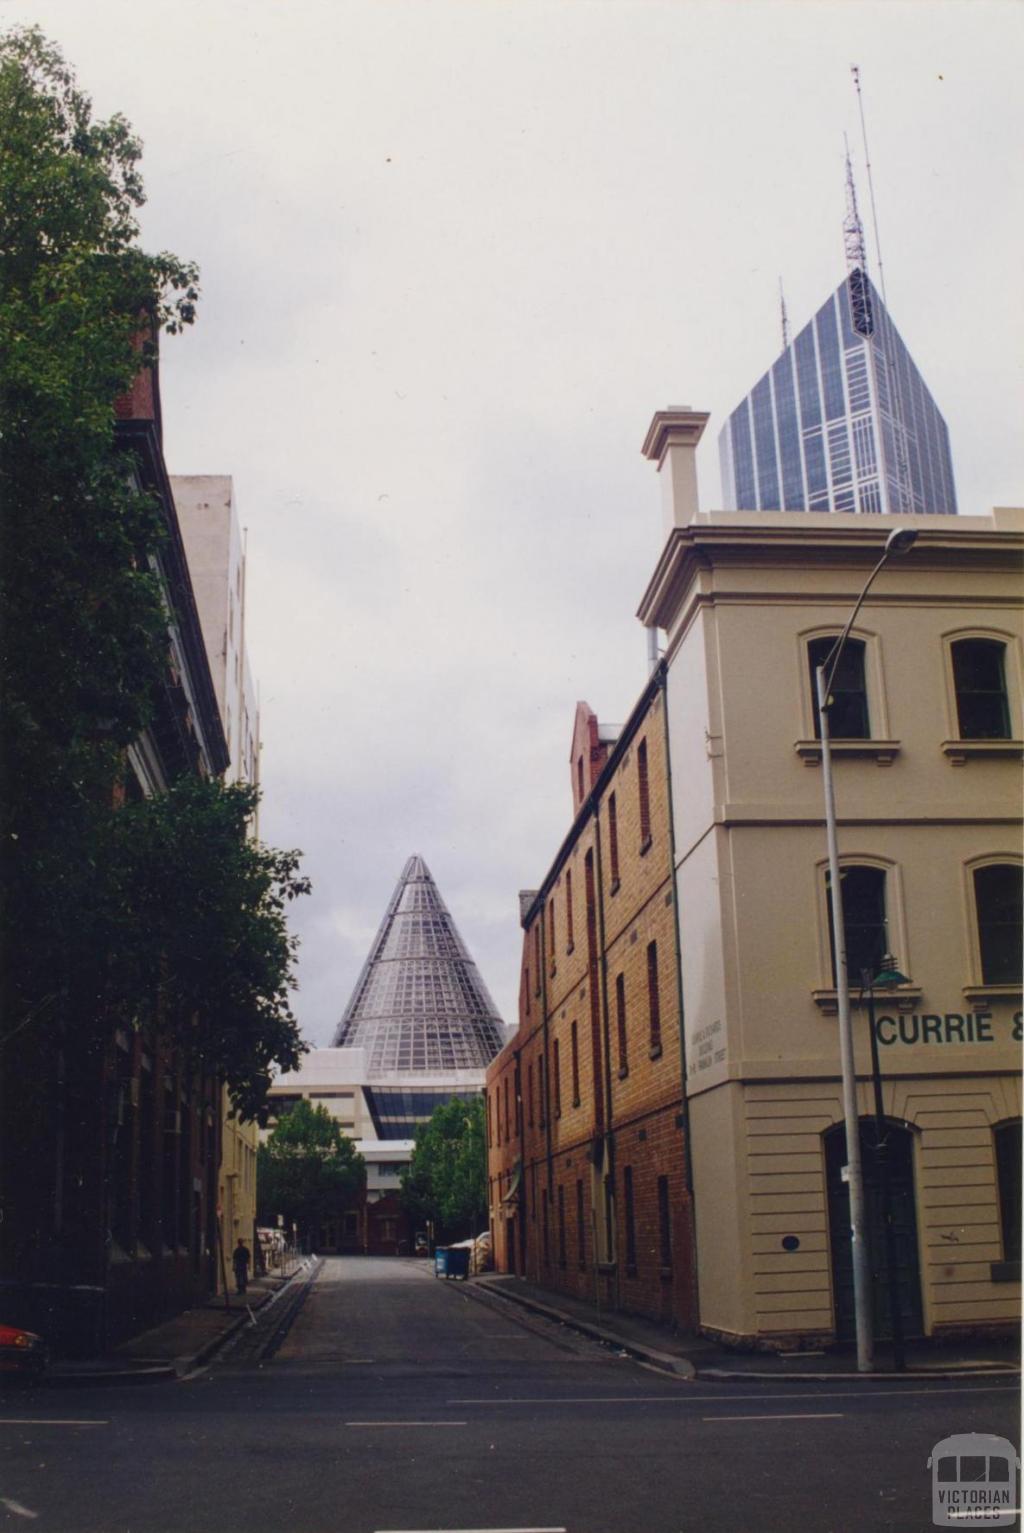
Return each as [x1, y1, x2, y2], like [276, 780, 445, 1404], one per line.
[331, 855, 506, 1075]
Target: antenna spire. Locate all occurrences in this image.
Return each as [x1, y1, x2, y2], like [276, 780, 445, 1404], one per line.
[851, 64, 888, 307]
[779, 277, 790, 350]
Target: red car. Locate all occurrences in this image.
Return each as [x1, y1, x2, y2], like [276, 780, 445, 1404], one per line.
[0, 1324, 48, 1380]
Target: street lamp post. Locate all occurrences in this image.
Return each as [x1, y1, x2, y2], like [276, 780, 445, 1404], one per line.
[863, 955, 911, 1372]
[815, 527, 917, 1374]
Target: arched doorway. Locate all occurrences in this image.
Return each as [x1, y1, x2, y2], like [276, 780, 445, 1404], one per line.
[825, 1119, 923, 1342]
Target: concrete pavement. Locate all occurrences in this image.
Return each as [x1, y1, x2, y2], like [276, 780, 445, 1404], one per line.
[469, 1271, 1022, 1383]
[0, 1256, 1017, 1533]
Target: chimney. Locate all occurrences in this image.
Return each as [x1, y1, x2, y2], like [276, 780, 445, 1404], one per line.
[641, 407, 709, 541]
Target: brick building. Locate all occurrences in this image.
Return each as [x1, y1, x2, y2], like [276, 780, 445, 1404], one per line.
[486, 687, 698, 1330]
[0, 350, 231, 1355]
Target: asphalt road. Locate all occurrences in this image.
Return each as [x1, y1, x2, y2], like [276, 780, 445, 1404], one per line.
[0, 1256, 1018, 1533]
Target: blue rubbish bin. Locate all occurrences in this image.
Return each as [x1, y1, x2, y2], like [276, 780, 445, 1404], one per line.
[445, 1246, 470, 1280]
[434, 1248, 449, 1278]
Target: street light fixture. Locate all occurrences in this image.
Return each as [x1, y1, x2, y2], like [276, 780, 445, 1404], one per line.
[815, 526, 917, 1374]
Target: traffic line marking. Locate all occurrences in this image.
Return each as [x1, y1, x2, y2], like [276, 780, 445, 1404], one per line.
[346, 1420, 467, 1428]
[0, 1419, 109, 1427]
[702, 1412, 844, 1422]
[448, 1383, 1018, 1406]
[376, 1528, 567, 1532]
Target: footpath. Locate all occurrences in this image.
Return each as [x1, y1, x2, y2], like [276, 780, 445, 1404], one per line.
[45, 1260, 319, 1387]
[469, 1272, 1021, 1383]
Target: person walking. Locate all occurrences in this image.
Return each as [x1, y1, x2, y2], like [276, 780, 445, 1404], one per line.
[232, 1238, 251, 1295]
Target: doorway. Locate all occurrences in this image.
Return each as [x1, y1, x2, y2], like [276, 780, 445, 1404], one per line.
[825, 1119, 923, 1341]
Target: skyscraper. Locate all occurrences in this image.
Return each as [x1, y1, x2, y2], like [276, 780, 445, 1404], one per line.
[719, 268, 957, 517]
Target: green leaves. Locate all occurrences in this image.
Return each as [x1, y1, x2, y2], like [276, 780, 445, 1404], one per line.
[258, 1102, 366, 1244]
[0, 29, 308, 1126]
[401, 1096, 487, 1240]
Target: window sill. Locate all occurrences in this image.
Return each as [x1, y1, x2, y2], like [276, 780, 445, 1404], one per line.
[962, 982, 1023, 1005]
[941, 738, 1024, 765]
[796, 739, 901, 767]
[609, 879, 621, 896]
[572, 1097, 581, 1109]
[660, 1265, 673, 1282]
[597, 1260, 617, 1276]
[649, 1043, 663, 1060]
[812, 985, 922, 1016]
[549, 964, 557, 979]
[639, 837, 653, 858]
[617, 1066, 629, 1080]
[991, 1260, 1021, 1284]
[566, 942, 575, 957]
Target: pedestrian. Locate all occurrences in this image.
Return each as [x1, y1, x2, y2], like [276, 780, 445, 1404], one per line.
[232, 1238, 251, 1295]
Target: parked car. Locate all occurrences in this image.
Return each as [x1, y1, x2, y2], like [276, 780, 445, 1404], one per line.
[413, 1231, 429, 1256]
[0, 1324, 48, 1381]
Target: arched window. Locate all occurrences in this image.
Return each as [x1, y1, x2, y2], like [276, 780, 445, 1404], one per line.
[809, 635, 869, 739]
[974, 864, 1023, 984]
[826, 864, 888, 987]
[951, 638, 1011, 740]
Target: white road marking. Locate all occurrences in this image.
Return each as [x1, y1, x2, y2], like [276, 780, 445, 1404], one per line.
[702, 1412, 844, 1422]
[376, 1528, 567, 1532]
[0, 1419, 109, 1427]
[448, 1383, 1018, 1406]
[346, 1420, 467, 1428]
[0, 1499, 38, 1520]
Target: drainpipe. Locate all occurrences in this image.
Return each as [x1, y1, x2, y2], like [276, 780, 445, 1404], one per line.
[660, 661, 702, 1333]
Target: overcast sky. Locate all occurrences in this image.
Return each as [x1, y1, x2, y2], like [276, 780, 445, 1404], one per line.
[9, 0, 1022, 1045]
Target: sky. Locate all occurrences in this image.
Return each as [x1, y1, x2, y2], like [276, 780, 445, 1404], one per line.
[7, 0, 1022, 1046]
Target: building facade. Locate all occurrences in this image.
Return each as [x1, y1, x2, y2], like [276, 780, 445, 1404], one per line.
[719, 270, 957, 518]
[1, 351, 232, 1355]
[175, 475, 261, 1292]
[641, 408, 1021, 1347]
[486, 696, 698, 1331]
[267, 856, 506, 1252]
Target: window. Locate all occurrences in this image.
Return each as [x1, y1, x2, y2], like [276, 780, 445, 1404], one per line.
[608, 793, 620, 888]
[974, 865, 1023, 984]
[603, 1174, 615, 1263]
[557, 1184, 567, 1267]
[524, 966, 530, 1016]
[548, 900, 556, 970]
[995, 1122, 1022, 1265]
[952, 639, 1011, 740]
[637, 739, 651, 849]
[809, 635, 869, 739]
[514, 1069, 521, 1134]
[570, 1019, 580, 1106]
[496, 1085, 503, 1145]
[623, 1166, 637, 1272]
[565, 870, 574, 950]
[576, 755, 584, 802]
[504, 1077, 510, 1143]
[553, 1038, 562, 1117]
[576, 1179, 586, 1269]
[542, 1188, 550, 1263]
[539, 1054, 546, 1127]
[533, 926, 542, 992]
[486, 1092, 492, 1147]
[527, 1062, 534, 1128]
[826, 865, 887, 987]
[657, 1176, 672, 1271]
[615, 973, 628, 1074]
[647, 941, 662, 1056]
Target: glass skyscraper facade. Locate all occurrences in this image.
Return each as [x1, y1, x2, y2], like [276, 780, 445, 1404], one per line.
[719, 270, 957, 517]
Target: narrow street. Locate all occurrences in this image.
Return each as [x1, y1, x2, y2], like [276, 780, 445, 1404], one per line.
[0, 1258, 1018, 1532]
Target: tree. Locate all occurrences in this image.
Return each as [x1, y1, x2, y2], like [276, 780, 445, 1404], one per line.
[401, 1096, 488, 1241]
[0, 28, 307, 1121]
[258, 1102, 365, 1249]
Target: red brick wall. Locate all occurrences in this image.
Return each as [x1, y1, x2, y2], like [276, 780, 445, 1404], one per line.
[486, 685, 698, 1331]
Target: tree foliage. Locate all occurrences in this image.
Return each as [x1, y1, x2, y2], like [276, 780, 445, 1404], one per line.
[258, 1101, 365, 1247]
[401, 1096, 488, 1240]
[0, 27, 308, 1120]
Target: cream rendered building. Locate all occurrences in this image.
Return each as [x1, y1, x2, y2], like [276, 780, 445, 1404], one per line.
[175, 475, 261, 1287]
[639, 410, 1022, 1347]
